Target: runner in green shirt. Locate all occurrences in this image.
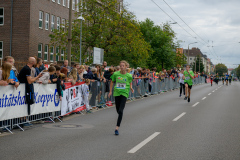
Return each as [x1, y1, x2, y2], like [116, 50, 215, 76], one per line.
[109, 60, 134, 135]
[183, 65, 194, 102]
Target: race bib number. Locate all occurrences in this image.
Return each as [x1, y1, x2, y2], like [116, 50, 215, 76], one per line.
[185, 76, 190, 80]
[116, 83, 126, 89]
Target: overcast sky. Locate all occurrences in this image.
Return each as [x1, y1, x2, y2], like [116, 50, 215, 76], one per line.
[126, 0, 240, 68]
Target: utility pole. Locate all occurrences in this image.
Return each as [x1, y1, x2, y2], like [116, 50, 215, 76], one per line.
[195, 56, 196, 72]
[67, 0, 73, 66]
[188, 45, 189, 65]
[199, 56, 201, 72]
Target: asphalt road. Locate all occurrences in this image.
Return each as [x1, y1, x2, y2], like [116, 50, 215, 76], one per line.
[1, 81, 240, 160]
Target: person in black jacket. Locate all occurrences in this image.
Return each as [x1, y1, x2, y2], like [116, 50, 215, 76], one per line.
[18, 57, 42, 115]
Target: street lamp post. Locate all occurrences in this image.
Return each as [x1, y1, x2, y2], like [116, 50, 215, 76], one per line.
[195, 56, 197, 72]
[77, 2, 85, 65]
[188, 42, 198, 65]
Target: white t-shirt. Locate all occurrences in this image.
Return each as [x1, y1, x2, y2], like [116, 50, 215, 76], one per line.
[82, 83, 89, 96]
[179, 73, 184, 84]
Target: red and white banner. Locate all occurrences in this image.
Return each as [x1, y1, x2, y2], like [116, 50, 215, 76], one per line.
[61, 82, 86, 116]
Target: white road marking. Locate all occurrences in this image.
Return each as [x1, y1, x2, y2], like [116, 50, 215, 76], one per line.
[208, 93, 211, 95]
[192, 102, 200, 107]
[202, 97, 206, 100]
[173, 112, 186, 121]
[128, 132, 161, 153]
[212, 91, 215, 92]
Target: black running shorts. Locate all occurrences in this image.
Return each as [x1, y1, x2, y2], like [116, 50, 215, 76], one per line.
[184, 82, 192, 89]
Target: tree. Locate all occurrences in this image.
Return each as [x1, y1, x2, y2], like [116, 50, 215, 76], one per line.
[235, 65, 240, 78]
[49, 0, 150, 67]
[192, 55, 204, 73]
[139, 18, 178, 70]
[215, 63, 228, 76]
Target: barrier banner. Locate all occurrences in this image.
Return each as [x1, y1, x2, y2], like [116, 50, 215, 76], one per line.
[61, 82, 86, 116]
[0, 84, 61, 121]
[31, 84, 61, 115]
[0, 85, 28, 121]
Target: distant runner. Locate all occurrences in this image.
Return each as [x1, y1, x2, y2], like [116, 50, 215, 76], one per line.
[229, 74, 232, 85]
[215, 73, 219, 85]
[222, 73, 225, 85]
[225, 73, 229, 86]
[210, 74, 214, 86]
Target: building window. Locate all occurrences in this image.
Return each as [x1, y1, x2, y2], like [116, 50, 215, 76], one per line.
[44, 45, 48, 61]
[39, 11, 43, 29]
[72, 0, 75, 10]
[45, 13, 49, 30]
[63, 0, 66, 6]
[50, 46, 54, 62]
[62, 19, 65, 31]
[38, 44, 42, 58]
[56, 47, 60, 61]
[51, 15, 55, 31]
[76, 0, 79, 12]
[57, 17, 60, 31]
[190, 58, 192, 60]
[61, 50, 64, 61]
[0, 41, 3, 59]
[58, 0, 61, 4]
[0, 8, 4, 25]
[68, 0, 70, 8]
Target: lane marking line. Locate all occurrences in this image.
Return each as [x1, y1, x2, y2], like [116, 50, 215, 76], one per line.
[192, 102, 200, 107]
[128, 132, 161, 154]
[212, 91, 215, 92]
[173, 112, 186, 121]
[202, 97, 206, 100]
[208, 93, 211, 95]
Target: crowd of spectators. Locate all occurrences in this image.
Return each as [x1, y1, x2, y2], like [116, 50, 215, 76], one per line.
[0, 56, 209, 95]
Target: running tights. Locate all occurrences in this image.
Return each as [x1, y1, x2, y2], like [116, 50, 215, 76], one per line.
[180, 83, 185, 95]
[115, 95, 127, 127]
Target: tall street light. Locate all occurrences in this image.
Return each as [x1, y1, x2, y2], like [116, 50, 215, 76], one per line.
[77, 2, 85, 65]
[188, 42, 198, 65]
[201, 52, 207, 73]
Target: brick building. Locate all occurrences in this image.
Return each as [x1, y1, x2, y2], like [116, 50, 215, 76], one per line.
[0, 0, 123, 69]
[0, 0, 78, 67]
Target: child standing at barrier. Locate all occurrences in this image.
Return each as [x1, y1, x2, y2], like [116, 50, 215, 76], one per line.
[109, 60, 134, 136]
[82, 79, 92, 113]
[38, 66, 56, 84]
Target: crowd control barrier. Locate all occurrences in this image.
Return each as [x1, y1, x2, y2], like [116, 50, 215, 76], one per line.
[0, 84, 62, 133]
[0, 75, 205, 134]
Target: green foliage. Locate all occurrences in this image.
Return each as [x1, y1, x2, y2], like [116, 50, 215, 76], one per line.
[139, 18, 178, 70]
[235, 65, 240, 77]
[49, 0, 150, 67]
[215, 63, 228, 76]
[191, 55, 204, 73]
